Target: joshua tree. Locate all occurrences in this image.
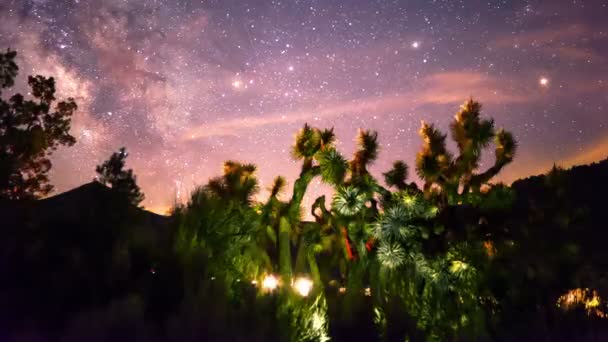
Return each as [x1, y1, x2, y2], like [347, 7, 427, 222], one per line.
[0, 49, 77, 200]
[383, 161, 409, 191]
[206, 160, 258, 204]
[175, 160, 268, 289]
[264, 124, 343, 285]
[415, 99, 517, 206]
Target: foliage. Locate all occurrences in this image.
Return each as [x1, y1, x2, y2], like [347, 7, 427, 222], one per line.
[383, 160, 409, 190]
[332, 186, 367, 217]
[415, 99, 517, 206]
[370, 188, 491, 340]
[174, 160, 267, 289]
[8, 72, 608, 341]
[0, 49, 77, 200]
[96, 147, 145, 206]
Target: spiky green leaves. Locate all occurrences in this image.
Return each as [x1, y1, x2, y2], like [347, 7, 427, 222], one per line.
[377, 241, 406, 269]
[373, 192, 438, 250]
[374, 206, 410, 241]
[270, 175, 287, 198]
[450, 99, 495, 157]
[319, 127, 336, 148]
[206, 160, 259, 204]
[415, 100, 517, 201]
[495, 129, 517, 165]
[292, 123, 323, 160]
[316, 148, 347, 185]
[416, 121, 452, 182]
[355, 129, 379, 163]
[332, 186, 367, 216]
[351, 129, 379, 178]
[383, 160, 409, 190]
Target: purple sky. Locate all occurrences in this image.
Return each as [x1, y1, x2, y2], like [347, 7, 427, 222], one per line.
[1, 0, 607, 213]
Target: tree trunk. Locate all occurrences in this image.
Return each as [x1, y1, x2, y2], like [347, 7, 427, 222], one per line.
[278, 217, 292, 284]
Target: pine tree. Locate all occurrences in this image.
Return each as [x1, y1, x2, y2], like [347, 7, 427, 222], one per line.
[96, 147, 144, 206]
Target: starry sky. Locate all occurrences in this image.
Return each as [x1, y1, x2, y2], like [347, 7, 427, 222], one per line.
[1, 0, 607, 214]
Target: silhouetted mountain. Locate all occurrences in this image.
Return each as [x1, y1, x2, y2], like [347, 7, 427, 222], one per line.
[0, 182, 173, 337]
[512, 157, 608, 213]
[489, 157, 608, 341]
[510, 157, 608, 267]
[1, 160, 608, 341]
[3, 181, 165, 225]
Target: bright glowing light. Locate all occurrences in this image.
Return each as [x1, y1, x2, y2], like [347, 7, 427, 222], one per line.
[557, 288, 607, 318]
[539, 77, 549, 86]
[411, 41, 420, 48]
[262, 274, 279, 291]
[364, 287, 372, 296]
[251, 280, 258, 285]
[293, 277, 313, 297]
[288, 65, 294, 71]
[338, 287, 346, 294]
[232, 80, 243, 88]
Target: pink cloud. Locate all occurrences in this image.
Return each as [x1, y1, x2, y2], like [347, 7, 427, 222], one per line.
[183, 71, 529, 140]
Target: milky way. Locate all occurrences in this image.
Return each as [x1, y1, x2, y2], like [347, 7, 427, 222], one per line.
[1, 0, 607, 213]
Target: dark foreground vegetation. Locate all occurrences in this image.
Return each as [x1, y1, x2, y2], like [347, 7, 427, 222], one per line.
[2, 49, 608, 341]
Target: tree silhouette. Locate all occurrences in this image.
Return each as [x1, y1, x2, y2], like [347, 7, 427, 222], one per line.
[416, 99, 517, 206]
[0, 49, 77, 200]
[96, 147, 144, 206]
[383, 160, 409, 191]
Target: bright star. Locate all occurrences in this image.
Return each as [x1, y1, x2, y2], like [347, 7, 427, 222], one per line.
[539, 77, 549, 86]
[232, 80, 242, 88]
[411, 41, 420, 49]
[288, 65, 294, 71]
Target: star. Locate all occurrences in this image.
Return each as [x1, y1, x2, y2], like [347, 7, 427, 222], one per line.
[1, 0, 603, 213]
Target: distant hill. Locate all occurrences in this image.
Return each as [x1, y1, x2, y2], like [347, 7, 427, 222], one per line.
[2, 181, 168, 225]
[512, 157, 608, 201]
[0, 181, 173, 335]
[511, 157, 608, 227]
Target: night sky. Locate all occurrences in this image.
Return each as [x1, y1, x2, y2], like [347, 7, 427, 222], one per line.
[1, 0, 607, 213]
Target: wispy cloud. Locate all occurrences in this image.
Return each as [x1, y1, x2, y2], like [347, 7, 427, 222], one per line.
[490, 24, 605, 62]
[183, 71, 529, 140]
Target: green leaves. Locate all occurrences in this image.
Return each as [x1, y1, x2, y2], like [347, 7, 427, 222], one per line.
[415, 121, 451, 183]
[374, 206, 410, 241]
[316, 148, 347, 185]
[292, 123, 322, 160]
[332, 186, 367, 217]
[350, 129, 379, 178]
[495, 129, 517, 165]
[450, 99, 495, 157]
[270, 175, 287, 198]
[414, 100, 517, 206]
[377, 240, 406, 269]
